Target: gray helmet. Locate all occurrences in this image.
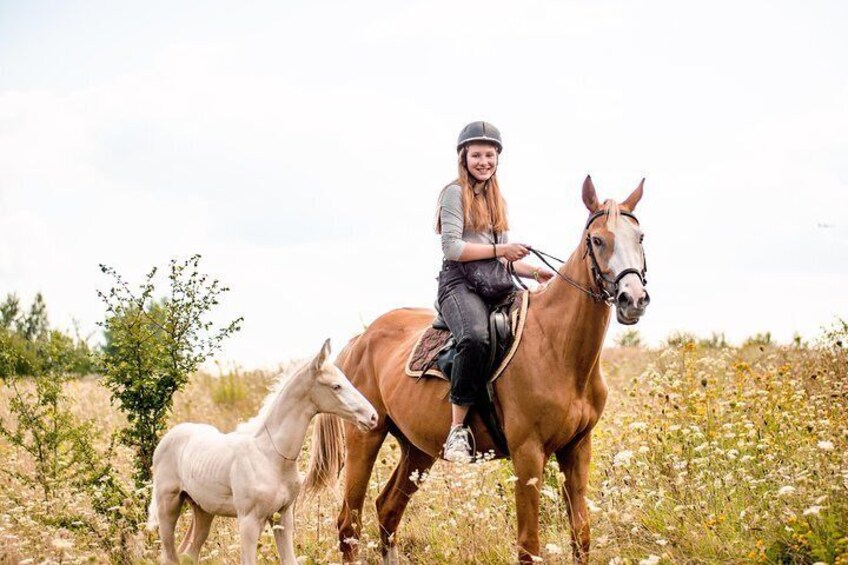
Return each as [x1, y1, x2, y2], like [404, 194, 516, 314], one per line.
[457, 121, 503, 153]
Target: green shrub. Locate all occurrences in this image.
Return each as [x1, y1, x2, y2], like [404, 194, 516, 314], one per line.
[98, 254, 242, 488]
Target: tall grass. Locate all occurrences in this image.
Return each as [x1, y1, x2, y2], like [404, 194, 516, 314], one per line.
[0, 335, 845, 563]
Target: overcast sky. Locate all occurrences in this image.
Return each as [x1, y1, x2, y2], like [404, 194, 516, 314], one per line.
[1, 0, 846, 368]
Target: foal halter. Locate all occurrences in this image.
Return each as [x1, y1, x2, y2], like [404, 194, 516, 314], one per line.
[582, 209, 648, 303]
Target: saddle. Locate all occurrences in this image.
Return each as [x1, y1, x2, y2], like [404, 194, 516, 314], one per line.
[404, 291, 530, 455]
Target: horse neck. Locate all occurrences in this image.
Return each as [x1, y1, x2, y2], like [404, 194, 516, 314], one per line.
[531, 243, 611, 386]
[257, 368, 316, 462]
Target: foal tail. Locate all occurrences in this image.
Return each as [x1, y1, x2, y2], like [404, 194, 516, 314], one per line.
[303, 414, 346, 496]
[146, 478, 159, 531]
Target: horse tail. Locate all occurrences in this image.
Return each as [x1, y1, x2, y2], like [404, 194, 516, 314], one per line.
[146, 477, 159, 531]
[303, 414, 346, 496]
[302, 333, 363, 496]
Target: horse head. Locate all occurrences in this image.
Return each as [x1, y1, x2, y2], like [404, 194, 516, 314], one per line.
[308, 339, 378, 431]
[581, 175, 650, 325]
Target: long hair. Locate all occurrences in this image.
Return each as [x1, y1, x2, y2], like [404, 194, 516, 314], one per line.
[436, 145, 509, 235]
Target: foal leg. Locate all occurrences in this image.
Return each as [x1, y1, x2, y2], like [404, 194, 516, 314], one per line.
[156, 490, 183, 564]
[338, 422, 388, 563]
[555, 434, 593, 565]
[238, 514, 265, 565]
[183, 502, 215, 562]
[177, 515, 194, 555]
[511, 441, 546, 564]
[272, 505, 297, 564]
[375, 441, 435, 565]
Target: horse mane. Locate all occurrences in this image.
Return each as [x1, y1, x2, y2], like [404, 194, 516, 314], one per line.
[604, 199, 620, 230]
[236, 359, 307, 434]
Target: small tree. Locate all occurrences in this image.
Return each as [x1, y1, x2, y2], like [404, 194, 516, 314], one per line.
[615, 329, 642, 348]
[98, 254, 242, 488]
[0, 328, 99, 501]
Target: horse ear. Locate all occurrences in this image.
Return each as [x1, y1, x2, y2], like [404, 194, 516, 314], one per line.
[622, 178, 644, 211]
[582, 175, 599, 212]
[311, 338, 332, 372]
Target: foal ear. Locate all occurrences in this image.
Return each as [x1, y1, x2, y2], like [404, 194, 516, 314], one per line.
[582, 175, 600, 212]
[622, 178, 644, 211]
[311, 338, 332, 372]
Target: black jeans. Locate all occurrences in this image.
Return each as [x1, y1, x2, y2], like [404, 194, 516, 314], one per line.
[437, 261, 491, 407]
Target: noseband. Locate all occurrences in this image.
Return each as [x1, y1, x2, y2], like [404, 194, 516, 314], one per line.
[582, 210, 648, 303]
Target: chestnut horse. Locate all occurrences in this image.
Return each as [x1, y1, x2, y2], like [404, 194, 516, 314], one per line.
[305, 177, 650, 564]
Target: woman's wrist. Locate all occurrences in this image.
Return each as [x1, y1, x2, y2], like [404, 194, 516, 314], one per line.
[492, 243, 499, 258]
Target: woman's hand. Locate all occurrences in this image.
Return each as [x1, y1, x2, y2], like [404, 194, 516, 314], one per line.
[534, 267, 556, 283]
[498, 243, 530, 262]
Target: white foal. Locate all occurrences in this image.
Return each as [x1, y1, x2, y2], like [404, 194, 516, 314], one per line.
[147, 339, 378, 564]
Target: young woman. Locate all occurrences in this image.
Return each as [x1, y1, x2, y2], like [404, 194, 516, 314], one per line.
[436, 121, 555, 462]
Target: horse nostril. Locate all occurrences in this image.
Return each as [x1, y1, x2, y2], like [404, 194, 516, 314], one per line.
[617, 292, 632, 307]
[639, 292, 651, 308]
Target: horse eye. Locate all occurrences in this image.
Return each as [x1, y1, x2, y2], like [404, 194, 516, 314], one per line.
[592, 236, 603, 247]
[332, 384, 342, 392]
[639, 234, 645, 243]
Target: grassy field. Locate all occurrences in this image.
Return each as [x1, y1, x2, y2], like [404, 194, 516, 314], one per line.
[1, 331, 846, 564]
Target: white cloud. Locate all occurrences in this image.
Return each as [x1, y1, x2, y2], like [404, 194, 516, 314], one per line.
[0, 0, 846, 365]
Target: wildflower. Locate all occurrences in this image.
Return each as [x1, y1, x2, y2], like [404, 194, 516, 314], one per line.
[817, 440, 834, 451]
[526, 477, 539, 486]
[546, 543, 563, 555]
[629, 422, 648, 431]
[51, 537, 74, 550]
[639, 555, 661, 565]
[587, 498, 602, 513]
[802, 505, 824, 516]
[614, 450, 634, 466]
[777, 486, 796, 497]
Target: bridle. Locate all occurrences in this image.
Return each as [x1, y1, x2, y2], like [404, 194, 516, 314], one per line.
[526, 209, 647, 305]
[583, 209, 647, 303]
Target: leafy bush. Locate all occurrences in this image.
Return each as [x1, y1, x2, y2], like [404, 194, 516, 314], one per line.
[98, 254, 242, 488]
[615, 329, 642, 348]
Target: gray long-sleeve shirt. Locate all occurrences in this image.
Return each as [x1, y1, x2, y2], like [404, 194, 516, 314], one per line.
[439, 183, 508, 261]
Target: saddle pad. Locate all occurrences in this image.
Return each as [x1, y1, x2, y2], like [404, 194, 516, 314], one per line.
[404, 290, 529, 383]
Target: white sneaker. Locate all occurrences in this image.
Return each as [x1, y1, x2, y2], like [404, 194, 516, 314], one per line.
[443, 425, 473, 463]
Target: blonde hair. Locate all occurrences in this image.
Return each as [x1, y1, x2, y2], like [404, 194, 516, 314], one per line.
[435, 145, 509, 235]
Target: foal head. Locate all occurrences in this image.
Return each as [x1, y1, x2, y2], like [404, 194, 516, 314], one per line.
[306, 339, 378, 431]
[581, 176, 650, 325]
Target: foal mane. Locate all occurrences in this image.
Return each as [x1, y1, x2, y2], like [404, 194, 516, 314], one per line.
[236, 360, 307, 434]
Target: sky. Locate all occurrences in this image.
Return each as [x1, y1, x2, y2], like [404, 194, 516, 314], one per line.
[1, 0, 846, 368]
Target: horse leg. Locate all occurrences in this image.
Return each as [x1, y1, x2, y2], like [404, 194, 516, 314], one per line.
[338, 423, 388, 563]
[238, 514, 264, 565]
[156, 490, 183, 564]
[555, 434, 593, 565]
[183, 502, 214, 562]
[375, 441, 435, 565]
[271, 505, 297, 564]
[511, 441, 546, 564]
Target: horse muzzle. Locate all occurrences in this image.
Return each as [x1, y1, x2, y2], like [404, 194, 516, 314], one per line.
[615, 288, 650, 325]
[355, 409, 379, 432]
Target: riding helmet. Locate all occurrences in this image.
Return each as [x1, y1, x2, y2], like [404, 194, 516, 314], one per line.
[457, 121, 503, 153]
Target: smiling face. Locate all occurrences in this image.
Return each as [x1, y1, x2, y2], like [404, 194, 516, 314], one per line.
[464, 142, 499, 182]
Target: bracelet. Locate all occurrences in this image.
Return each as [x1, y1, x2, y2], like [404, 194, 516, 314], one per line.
[532, 269, 540, 282]
[492, 243, 498, 258]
